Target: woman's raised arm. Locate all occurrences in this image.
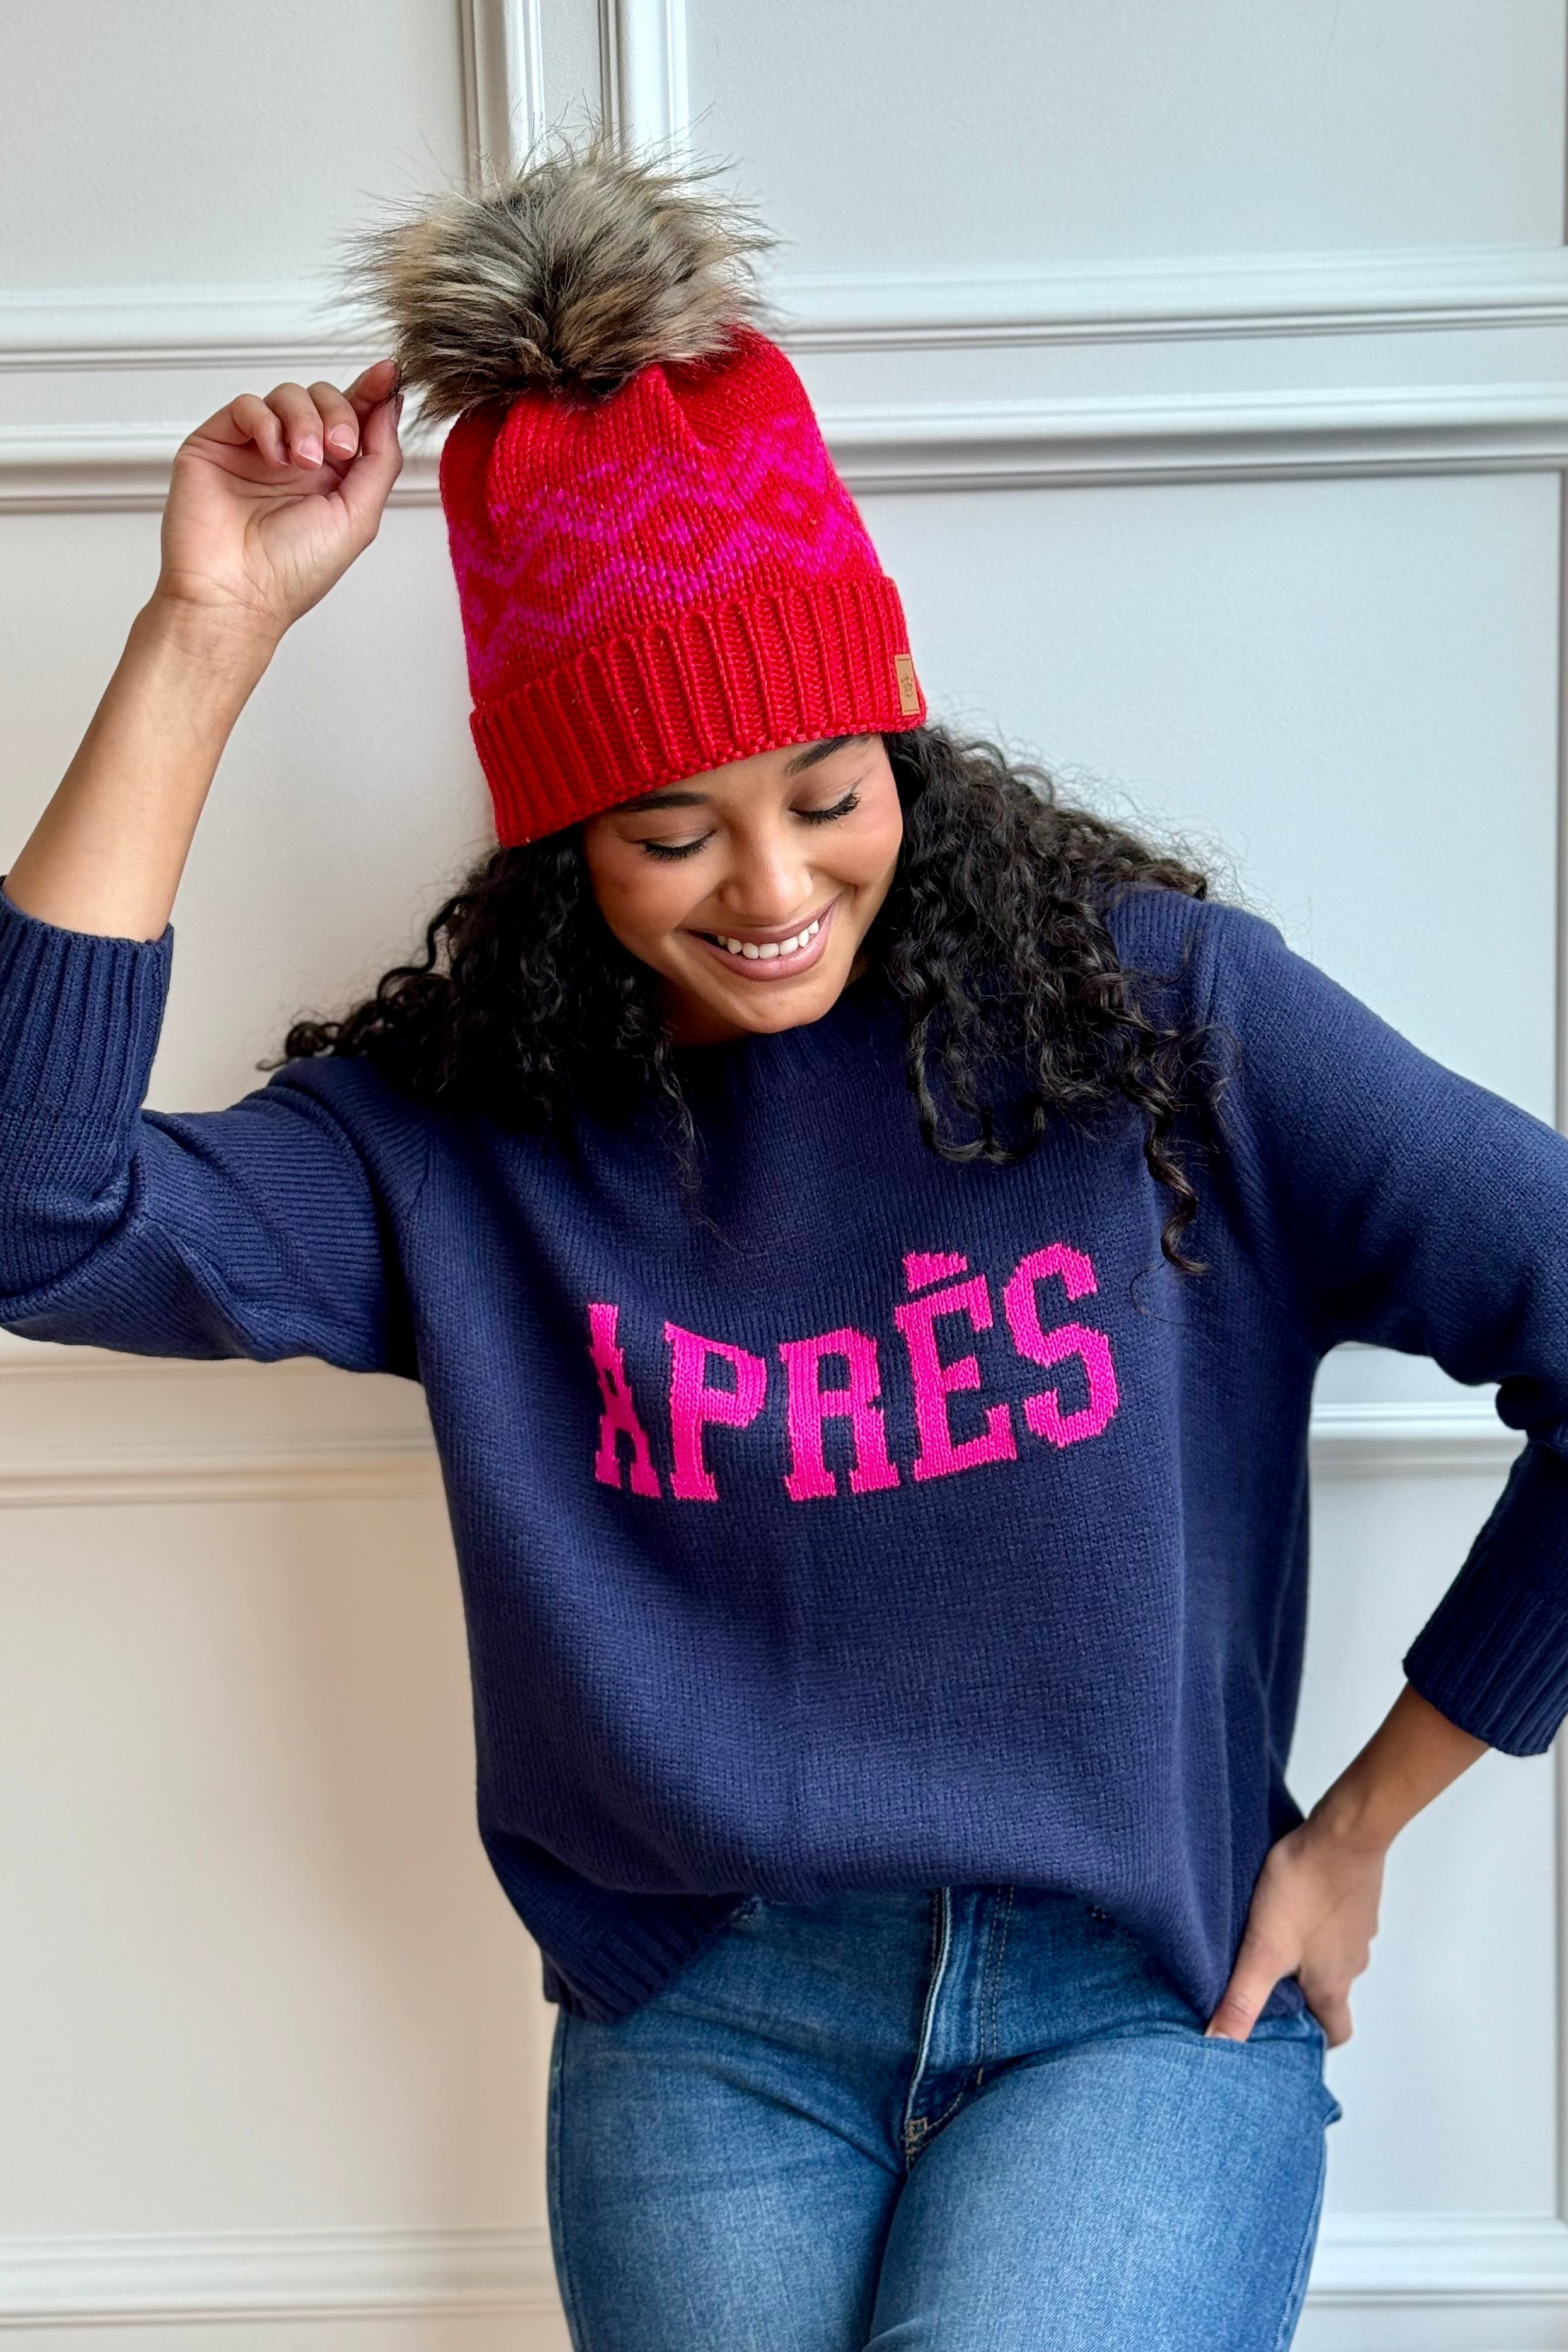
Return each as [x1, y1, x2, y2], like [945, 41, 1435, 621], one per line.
[0, 359, 421, 1378]
[4, 356, 402, 942]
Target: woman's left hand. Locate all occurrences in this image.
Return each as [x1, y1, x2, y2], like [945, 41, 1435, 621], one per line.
[1205, 1810, 1386, 2047]
[1205, 1683, 1488, 2046]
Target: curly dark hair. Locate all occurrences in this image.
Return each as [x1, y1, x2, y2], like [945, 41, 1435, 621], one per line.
[272, 723, 1223, 1269]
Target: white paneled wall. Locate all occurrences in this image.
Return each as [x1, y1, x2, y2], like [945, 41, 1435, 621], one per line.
[2, 5, 1566, 2347]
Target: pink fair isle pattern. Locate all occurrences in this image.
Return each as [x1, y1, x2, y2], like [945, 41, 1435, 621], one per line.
[448, 415, 880, 692]
[435, 323, 924, 840]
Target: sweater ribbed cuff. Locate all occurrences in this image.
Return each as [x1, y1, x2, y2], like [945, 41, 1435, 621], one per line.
[1403, 1438, 1568, 1755]
[0, 882, 172, 1125]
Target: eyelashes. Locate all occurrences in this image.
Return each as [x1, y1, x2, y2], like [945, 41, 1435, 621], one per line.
[639, 838, 708, 861]
[799, 789, 862, 827]
[638, 788, 862, 862]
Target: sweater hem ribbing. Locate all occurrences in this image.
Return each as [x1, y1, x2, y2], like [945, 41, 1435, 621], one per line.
[535, 1892, 749, 2021]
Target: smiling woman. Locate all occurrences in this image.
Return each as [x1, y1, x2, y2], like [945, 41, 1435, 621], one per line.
[1, 125, 1561, 2352]
[272, 716, 1218, 1264]
[579, 733, 901, 1040]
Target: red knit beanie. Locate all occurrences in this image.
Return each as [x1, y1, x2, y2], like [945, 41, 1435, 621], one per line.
[348, 139, 926, 847]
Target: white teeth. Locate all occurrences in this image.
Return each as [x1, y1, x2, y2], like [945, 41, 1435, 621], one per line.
[714, 915, 821, 960]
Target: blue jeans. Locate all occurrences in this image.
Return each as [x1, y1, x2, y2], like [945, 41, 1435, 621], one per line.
[547, 1885, 1342, 2351]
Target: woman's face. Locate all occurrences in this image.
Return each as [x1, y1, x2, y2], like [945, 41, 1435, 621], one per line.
[579, 732, 904, 1046]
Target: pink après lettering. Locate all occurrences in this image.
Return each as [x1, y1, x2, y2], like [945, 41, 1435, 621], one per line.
[586, 1240, 1121, 1503]
[586, 1302, 662, 1496]
[893, 1262, 1018, 1482]
[778, 1328, 901, 1500]
[663, 1323, 768, 1502]
[903, 1250, 970, 1289]
[1002, 1243, 1119, 1447]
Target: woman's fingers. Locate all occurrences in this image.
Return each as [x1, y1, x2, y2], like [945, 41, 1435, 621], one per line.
[228, 390, 290, 469]
[333, 383, 404, 541]
[1205, 1924, 1292, 2042]
[307, 380, 365, 462]
[266, 381, 334, 469]
[258, 365, 402, 470]
[342, 356, 401, 415]
[1303, 1984, 1354, 2046]
[182, 363, 401, 478]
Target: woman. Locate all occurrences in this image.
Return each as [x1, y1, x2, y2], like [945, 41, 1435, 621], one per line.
[2, 138, 1563, 2351]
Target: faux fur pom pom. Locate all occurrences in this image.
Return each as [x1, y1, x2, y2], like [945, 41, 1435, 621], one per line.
[337, 133, 776, 422]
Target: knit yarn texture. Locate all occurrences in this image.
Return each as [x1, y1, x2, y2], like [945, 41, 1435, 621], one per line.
[4, 881, 1568, 2021]
[439, 325, 926, 844]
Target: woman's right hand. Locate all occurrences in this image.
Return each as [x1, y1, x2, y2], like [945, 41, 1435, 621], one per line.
[153, 355, 405, 648]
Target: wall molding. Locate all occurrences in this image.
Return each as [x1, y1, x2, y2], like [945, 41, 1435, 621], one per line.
[0, 1443, 442, 1511]
[10, 383, 1568, 513]
[1307, 1401, 1521, 1476]
[460, 0, 546, 187]
[778, 243, 1568, 353]
[0, 2221, 556, 2327]
[0, 2211, 1561, 2330]
[0, 1353, 1514, 1507]
[820, 382, 1568, 492]
[599, 0, 689, 155]
[0, 285, 362, 372]
[1310, 2213, 1568, 2306]
[599, 0, 1568, 345]
[0, 1354, 437, 1508]
[8, 243, 1568, 374]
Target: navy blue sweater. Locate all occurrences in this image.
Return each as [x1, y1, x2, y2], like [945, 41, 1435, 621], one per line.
[3, 877, 1567, 2025]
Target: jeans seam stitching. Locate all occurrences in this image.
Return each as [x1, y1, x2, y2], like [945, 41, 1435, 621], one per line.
[1269, 2127, 1329, 2352]
[915, 2079, 968, 2143]
[974, 1889, 999, 2078]
[983, 1882, 1014, 2075]
[902, 1887, 953, 2162]
[546, 2014, 594, 2352]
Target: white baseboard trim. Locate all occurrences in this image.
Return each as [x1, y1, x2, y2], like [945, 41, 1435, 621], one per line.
[0, 2211, 1562, 2329]
[0, 2222, 556, 2328]
[1309, 2213, 1568, 2306]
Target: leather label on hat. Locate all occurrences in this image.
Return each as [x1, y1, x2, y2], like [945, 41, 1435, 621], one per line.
[894, 653, 921, 715]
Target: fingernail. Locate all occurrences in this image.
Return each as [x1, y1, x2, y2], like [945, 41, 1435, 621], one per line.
[393, 392, 404, 424]
[299, 436, 322, 466]
[327, 426, 355, 454]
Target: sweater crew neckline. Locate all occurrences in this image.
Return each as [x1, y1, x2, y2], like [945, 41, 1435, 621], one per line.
[667, 966, 903, 1091]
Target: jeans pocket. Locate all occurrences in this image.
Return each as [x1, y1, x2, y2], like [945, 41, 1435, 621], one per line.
[1297, 2010, 1344, 2128]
